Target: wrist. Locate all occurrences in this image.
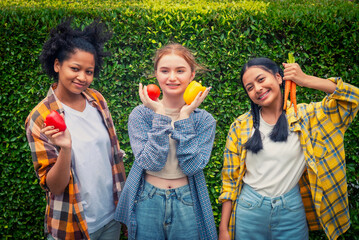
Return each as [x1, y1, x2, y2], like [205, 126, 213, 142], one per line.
[60, 145, 72, 152]
[178, 113, 190, 120]
[219, 224, 229, 232]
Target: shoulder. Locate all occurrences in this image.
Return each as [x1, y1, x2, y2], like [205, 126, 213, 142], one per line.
[85, 88, 106, 102]
[130, 104, 153, 116]
[25, 96, 54, 128]
[233, 111, 252, 127]
[129, 105, 155, 123]
[225, 111, 252, 137]
[192, 108, 216, 124]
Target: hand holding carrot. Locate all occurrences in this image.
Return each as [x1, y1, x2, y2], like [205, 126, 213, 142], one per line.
[282, 63, 308, 87]
[283, 53, 301, 115]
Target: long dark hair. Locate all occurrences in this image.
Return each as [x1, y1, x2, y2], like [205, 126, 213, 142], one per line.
[240, 57, 289, 154]
[39, 18, 112, 80]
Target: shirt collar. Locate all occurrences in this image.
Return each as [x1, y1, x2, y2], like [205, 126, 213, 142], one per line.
[46, 83, 97, 112]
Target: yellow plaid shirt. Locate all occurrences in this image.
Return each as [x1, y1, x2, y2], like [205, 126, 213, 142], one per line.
[219, 78, 359, 240]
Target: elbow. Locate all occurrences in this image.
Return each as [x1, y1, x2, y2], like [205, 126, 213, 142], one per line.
[45, 176, 70, 196]
[48, 184, 67, 196]
[50, 188, 66, 196]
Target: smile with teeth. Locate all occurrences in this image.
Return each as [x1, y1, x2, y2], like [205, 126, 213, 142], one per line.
[258, 90, 269, 100]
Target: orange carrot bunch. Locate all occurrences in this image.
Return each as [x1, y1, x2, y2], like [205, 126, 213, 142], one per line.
[283, 53, 297, 115]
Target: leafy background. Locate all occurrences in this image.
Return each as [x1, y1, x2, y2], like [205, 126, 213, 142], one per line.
[0, 0, 358, 239]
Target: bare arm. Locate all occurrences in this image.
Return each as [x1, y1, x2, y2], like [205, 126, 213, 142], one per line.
[41, 126, 72, 195]
[283, 63, 337, 94]
[219, 200, 233, 240]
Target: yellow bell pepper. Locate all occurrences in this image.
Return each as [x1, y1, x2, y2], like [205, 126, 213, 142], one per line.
[183, 81, 206, 105]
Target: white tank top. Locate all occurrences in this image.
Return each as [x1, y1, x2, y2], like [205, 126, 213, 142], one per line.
[146, 108, 186, 179]
[243, 113, 306, 197]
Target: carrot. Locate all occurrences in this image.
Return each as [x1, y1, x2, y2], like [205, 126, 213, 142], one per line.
[285, 52, 297, 115]
[283, 80, 291, 110]
[291, 82, 297, 114]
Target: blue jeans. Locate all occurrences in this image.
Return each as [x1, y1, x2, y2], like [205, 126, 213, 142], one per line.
[47, 219, 121, 240]
[235, 184, 308, 240]
[135, 181, 199, 240]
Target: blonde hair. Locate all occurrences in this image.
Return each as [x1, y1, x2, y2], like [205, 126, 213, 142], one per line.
[153, 43, 206, 72]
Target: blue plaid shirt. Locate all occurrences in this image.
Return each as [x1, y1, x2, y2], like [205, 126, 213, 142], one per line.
[115, 105, 217, 240]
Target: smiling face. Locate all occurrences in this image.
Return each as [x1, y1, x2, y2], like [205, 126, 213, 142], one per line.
[54, 49, 95, 99]
[155, 53, 195, 100]
[242, 66, 283, 110]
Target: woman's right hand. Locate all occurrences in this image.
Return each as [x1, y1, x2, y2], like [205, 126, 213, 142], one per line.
[139, 83, 165, 115]
[42, 116, 71, 150]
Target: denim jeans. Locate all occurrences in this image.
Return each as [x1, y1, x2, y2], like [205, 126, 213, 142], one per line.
[235, 184, 308, 240]
[135, 181, 199, 240]
[47, 219, 121, 240]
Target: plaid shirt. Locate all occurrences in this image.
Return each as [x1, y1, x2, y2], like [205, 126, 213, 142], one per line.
[25, 83, 126, 239]
[219, 78, 359, 240]
[115, 105, 218, 240]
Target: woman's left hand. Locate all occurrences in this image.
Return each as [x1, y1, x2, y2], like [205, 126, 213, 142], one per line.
[179, 87, 211, 120]
[282, 63, 310, 87]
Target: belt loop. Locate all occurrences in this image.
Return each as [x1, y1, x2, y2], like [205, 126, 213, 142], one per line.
[280, 195, 286, 208]
[148, 184, 157, 198]
[258, 196, 264, 208]
[174, 187, 181, 198]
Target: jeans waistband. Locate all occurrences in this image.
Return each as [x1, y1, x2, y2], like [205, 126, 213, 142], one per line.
[143, 180, 190, 198]
[241, 183, 301, 207]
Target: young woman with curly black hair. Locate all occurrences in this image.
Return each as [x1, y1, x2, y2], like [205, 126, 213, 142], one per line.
[25, 19, 126, 240]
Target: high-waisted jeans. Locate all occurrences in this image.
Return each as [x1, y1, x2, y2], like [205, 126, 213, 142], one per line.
[235, 183, 308, 240]
[135, 181, 199, 240]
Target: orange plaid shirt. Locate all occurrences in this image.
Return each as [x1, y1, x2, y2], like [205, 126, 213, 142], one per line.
[25, 83, 126, 239]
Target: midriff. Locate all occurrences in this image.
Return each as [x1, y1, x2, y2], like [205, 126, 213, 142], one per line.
[145, 173, 188, 189]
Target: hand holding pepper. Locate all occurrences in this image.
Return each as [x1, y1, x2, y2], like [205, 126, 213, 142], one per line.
[179, 81, 211, 120]
[138, 83, 166, 115]
[42, 111, 71, 149]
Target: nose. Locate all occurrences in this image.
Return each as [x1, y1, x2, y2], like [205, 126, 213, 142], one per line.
[254, 83, 262, 93]
[169, 71, 176, 80]
[77, 71, 86, 81]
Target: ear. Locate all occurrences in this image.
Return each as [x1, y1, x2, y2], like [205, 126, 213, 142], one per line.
[54, 59, 60, 73]
[275, 73, 282, 85]
[190, 71, 196, 81]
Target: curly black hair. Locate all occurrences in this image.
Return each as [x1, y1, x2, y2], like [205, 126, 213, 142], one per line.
[39, 18, 112, 80]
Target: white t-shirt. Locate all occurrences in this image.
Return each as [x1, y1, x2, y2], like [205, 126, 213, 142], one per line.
[62, 101, 115, 233]
[243, 113, 306, 197]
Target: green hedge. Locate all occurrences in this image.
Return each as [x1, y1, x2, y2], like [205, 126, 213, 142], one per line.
[1, 0, 358, 239]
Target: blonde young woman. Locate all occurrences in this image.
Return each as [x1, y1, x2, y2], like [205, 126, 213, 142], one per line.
[115, 43, 217, 240]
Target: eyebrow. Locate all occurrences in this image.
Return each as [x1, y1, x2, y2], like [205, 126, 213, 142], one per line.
[71, 63, 94, 69]
[159, 66, 186, 69]
[245, 74, 263, 88]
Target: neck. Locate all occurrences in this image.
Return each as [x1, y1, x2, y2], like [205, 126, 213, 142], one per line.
[54, 86, 86, 111]
[161, 95, 185, 110]
[260, 103, 283, 125]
